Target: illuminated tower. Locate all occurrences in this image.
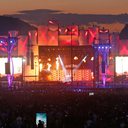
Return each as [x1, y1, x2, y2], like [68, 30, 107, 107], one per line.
[0, 34, 18, 88]
[93, 28, 111, 87]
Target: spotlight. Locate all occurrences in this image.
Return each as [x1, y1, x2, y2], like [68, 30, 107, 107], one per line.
[83, 59, 86, 63]
[10, 40, 13, 44]
[91, 57, 94, 61]
[48, 20, 54, 24]
[74, 56, 78, 60]
[0, 40, 3, 43]
[48, 58, 51, 61]
[22, 58, 26, 62]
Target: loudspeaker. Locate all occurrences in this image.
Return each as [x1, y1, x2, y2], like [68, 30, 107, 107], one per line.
[31, 52, 34, 69]
[101, 61, 105, 73]
[5, 62, 10, 74]
[27, 51, 30, 65]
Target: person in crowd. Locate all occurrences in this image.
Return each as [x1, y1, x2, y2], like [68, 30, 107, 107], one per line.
[37, 120, 44, 128]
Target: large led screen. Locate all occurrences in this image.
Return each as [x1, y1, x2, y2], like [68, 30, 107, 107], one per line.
[39, 46, 93, 81]
[115, 56, 128, 76]
[0, 57, 22, 76]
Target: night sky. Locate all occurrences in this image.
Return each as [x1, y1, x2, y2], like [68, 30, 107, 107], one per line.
[0, 0, 128, 15]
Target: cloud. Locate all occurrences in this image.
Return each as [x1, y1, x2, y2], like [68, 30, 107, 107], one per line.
[9, 9, 128, 31]
[18, 9, 61, 15]
[10, 9, 63, 25]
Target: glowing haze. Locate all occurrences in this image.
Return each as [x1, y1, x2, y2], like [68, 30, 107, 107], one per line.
[0, 0, 128, 15]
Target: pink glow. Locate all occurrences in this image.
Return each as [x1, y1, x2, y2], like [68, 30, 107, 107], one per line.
[48, 20, 54, 24]
[65, 28, 68, 33]
[18, 36, 28, 56]
[59, 28, 61, 33]
[99, 29, 109, 33]
[118, 40, 128, 55]
[85, 31, 88, 36]
[102, 73, 106, 87]
[120, 46, 128, 55]
[35, 32, 37, 37]
[28, 32, 31, 37]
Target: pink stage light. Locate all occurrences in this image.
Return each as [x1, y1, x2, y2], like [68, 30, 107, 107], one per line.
[85, 31, 88, 36]
[48, 20, 54, 24]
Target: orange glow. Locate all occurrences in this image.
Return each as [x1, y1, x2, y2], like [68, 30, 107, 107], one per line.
[39, 63, 43, 72]
[47, 63, 52, 71]
[91, 72, 94, 79]
[51, 69, 92, 81]
[48, 58, 51, 61]
[74, 56, 78, 60]
[56, 57, 59, 70]
[39, 59, 41, 62]
[91, 57, 94, 61]
[1, 1, 128, 15]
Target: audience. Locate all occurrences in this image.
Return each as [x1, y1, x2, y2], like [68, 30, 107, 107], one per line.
[0, 82, 128, 128]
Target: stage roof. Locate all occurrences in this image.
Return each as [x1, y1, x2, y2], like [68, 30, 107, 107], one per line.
[119, 24, 128, 40]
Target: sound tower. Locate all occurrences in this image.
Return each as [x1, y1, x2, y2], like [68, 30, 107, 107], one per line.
[31, 52, 34, 69]
[101, 61, 105, 73]
[26, 51, 30, 65]
[5, 62, 10, 74]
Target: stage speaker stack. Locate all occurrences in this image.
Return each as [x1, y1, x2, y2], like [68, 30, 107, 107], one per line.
[5, 62, 10, 74]
[101, 61, 105, 73]
[31, 52, 34, 69]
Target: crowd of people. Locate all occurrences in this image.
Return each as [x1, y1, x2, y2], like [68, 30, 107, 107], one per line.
[0, 83, 128, 128]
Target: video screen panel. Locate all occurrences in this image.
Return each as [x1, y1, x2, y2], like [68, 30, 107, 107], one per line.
[39, 46, 93, 82]
[115, 56, 128, 76]
[39, 46, 93, 70]
[0, 57, 22, 76]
